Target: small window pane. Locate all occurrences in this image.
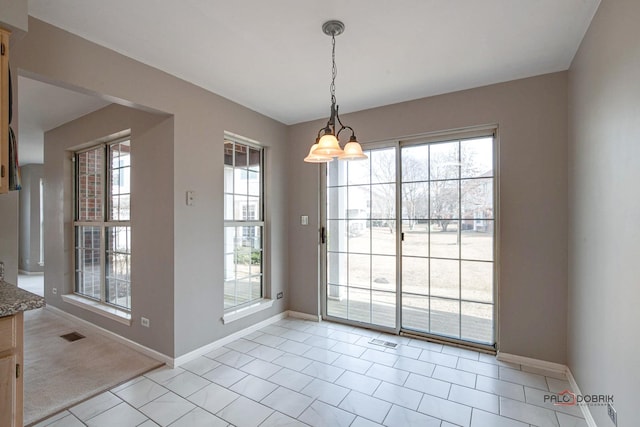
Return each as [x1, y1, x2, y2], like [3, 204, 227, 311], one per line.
[106, 226, 131, 309]
[347, 156, 370, 186]
[402, 145, 429, 182]
[402, 256, 429, 295]
[461, 138, 493, 178]
[234, 169, 248, 195]
[402, 229, 429, 258]
[326, 220, 347, 252]
[430, 259, 459, 299]
[461, 301, 493, 344]
[401, 294, 430, 332]
[348, 287, 371, 324]
[76, 148, 103, 221]
[372, 291, 395, 328]
[430, 141, 459, 180]
[430, 297, 460, 339]
[371, 183, 395, 222]
[327, 187, 347, 219]
[348, 253, 370, 289]
[461, 178, 493, 219]
[234, 144, 248, 167]
[224, 141, 234, 166]
[430, 181, 459, 220]
[109, 140, 131, 221]
[461, 225, 494, 261]
[430, 223, 459, 259]
[371, 255, 395, 291]
[248, 171, 260, 196]
[248, 148, 261, 171]
[461, 261, 493, 303]
[370, 149, 395, 184]
[75, 226, 102, 300]
[402, 182, 429, 220]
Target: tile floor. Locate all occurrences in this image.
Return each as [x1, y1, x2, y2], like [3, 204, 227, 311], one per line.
[33, 317, 588, 427]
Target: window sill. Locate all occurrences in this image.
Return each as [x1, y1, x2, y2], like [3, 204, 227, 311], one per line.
[62, 294, 132, 326]
[222, 299, 274, 324]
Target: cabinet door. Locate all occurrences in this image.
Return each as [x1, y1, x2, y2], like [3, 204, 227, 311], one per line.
[0, 354, 16, 427]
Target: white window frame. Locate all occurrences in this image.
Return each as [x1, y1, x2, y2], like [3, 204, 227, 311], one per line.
[223, 133, 269, 320]
[71, 135, 132, 316]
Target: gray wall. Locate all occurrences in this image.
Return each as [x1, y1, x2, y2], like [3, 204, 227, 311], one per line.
[0, 191, 18, 284]
[44, 104, 176, 357]
[0, 0, 27, 33]
[18, 163, 44, 273]
[12, 17, 289, 358]
[288, 72, 569, 363]
[568, 0, 640, 424]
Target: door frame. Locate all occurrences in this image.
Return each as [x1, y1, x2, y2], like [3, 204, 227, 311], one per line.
[320, 125, 500, 352]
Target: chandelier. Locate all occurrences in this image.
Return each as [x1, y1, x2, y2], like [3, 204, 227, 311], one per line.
[304, 20, 367, 163]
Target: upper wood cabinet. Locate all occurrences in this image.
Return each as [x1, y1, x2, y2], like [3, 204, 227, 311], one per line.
[0, 27, 10, 194]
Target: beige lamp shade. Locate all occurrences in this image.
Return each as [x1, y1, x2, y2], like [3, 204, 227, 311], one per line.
[340, 141, 368, 160]
[304, 143, 333, 163]
[313, 134, 344, 157]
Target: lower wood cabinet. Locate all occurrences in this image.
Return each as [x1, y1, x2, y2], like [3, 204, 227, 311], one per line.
[0, 312, 23, 427]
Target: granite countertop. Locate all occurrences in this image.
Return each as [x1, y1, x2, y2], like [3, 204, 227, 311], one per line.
[0, 281, 46, 317]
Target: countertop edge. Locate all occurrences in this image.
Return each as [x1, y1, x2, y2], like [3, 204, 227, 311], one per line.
[0, 281, 46, 317]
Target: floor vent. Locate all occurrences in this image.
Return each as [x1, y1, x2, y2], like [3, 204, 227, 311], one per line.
[60, 332, 85, 342]
[369, 339, 398, 349]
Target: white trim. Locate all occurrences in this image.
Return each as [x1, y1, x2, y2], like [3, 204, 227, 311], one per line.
[496, 352, 567, 375]
[45, 305, 172, 366]
[566, 367, 597, 427]
[18, 270, 44, 276]
[62, 294, 132, 326]
[42, 307, 313, 369]
[498, 352, 595, 425]
[222, 299, 274, 324]
[288, 310, 321, 322]
[174, 310, 288, 367]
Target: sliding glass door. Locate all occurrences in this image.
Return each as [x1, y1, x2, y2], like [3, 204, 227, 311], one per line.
[323, 132, 496, 347]
[400, 137, 495, 344]
[325, 147, 398, 330]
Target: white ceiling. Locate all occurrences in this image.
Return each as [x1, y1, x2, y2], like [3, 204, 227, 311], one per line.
[18, 76, 110, 164]
[27, 0, 600, 126]
[18, 0, 600, 165]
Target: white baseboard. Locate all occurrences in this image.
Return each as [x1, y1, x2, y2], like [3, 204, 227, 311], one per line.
[45, 305, 173, 366]
[172, 311, 289, 367]
[287, 310, 321, 322]
[496, 352, 567, 374]
[566, 368, 597, 427]
[18, 269, 44, 275]
[44, 306, 299, 369]
[498, 352, 595, 425]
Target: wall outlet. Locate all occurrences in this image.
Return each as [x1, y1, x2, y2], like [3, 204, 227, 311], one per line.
[608, 402, 617, 426]
[277, 292, 283, 299]
[52, 288, 57, 295]
[141, 317, 150, 327]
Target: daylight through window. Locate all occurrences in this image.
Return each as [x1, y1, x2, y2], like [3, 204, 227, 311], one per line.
[73, 137, 132, 310]
[224, 136, 264, 309]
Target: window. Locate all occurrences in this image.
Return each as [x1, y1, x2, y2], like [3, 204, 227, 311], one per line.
[224, 136, 264, 310]
[74, 137, 132, 310]
[39, 178, 44, 266]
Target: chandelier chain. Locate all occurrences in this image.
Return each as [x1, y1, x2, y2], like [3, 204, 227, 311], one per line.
[330, 33, 337, 105]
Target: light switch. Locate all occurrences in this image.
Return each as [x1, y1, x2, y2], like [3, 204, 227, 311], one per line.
[186, 191, 195, 206]
[301, 215, 309, 225]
